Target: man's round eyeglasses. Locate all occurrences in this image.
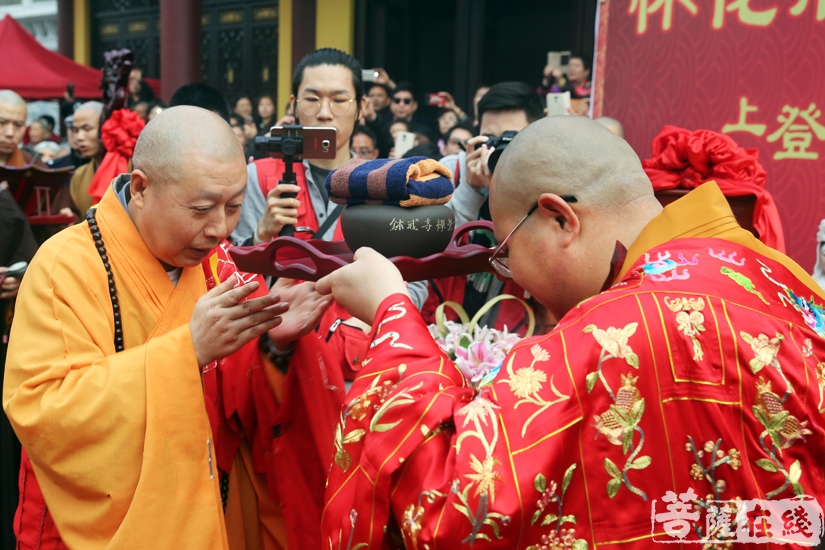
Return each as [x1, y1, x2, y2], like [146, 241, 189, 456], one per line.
[393, 97, 413, 105]
[296, 96, 355, 117]
[488, 195, 578, 279]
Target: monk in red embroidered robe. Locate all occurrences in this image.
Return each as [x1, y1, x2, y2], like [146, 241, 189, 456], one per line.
[317, 116, 825, 548]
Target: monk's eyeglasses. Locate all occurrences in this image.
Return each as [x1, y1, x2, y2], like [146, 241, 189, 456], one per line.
[488, 195, 578, 279]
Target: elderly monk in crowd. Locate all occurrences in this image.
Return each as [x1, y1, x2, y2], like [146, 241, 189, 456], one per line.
[0, 90, 30, 168]
[318, 116, 825, 547]
[68, 101, 105, 215]
[4, 106, 292, 549]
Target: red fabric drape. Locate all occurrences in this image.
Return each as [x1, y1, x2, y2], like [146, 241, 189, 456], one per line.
[87, 109, 145, 203]
[642, 125, 785, 252]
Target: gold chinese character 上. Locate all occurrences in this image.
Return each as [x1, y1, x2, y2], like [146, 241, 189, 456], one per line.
[629, 0, 698, 34]
[722, 96, 767, 136]
[712, 0, 777, 29]
[766, 103, 825, 160]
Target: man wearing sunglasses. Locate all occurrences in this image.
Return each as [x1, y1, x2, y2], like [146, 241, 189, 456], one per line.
[386, 84, 436, 141]
[318, 115, 825, 548]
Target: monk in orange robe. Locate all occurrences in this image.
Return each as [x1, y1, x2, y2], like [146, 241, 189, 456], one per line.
[317, 116, 825, 548]
[0, 90, 31, 168]
[3, 106, 290, 549]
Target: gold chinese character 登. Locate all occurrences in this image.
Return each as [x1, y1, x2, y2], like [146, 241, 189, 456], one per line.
[789, 0, 825, 20]
[766, 103, 825, 160]
[629, 0, 698, 34]
[722, 96, 767, 136]
[712, 0, 777, 29]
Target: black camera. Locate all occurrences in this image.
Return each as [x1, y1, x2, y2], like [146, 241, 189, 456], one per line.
[485, 130, 518, 173]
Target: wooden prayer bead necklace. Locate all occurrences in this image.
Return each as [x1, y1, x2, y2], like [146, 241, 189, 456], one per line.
[86, 209, 124, 353]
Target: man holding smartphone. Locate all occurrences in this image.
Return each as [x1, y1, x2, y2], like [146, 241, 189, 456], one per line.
[231, 49, 426, 315]
[230, 48, 427, 548]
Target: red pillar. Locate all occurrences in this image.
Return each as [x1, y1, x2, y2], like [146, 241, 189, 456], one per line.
[56, 0, 74, 60]
[292, 0, 316, 69]
[160, 0, 201, 103]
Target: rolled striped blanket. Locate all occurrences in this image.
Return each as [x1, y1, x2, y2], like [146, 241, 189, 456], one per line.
[325, 156, 454, 207]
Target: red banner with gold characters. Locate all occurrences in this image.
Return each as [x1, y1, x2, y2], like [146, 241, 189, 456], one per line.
[592, 0, 825, 268]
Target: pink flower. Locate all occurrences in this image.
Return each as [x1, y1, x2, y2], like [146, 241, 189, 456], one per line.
[430, 322, 521, 388]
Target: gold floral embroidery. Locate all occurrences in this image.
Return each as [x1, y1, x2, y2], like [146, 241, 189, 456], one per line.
[594, 374, 640, 446]
[527, 464, 588, 550]
[402, 504, 425, 549]
[589, 325, 638, 364]
[456, 397, 500, 428]
[465, 454, 503, 503]
[333, 367, 406, 472]
[399, 489, 449, 550]
[682, 438, 745, 543]
[752, 377, 810, 498]
[740, 331, 792, 393]
[801, 338, 825, 412]
[531, 344, 551, 362]
[585, 322, 650, 500]
[665, 297, 706, 361]
[498, 347, 570, 437]
[507, 367, 547, 399]
[349, 393, 372, 422]
[451, 394, 511, 541]
[754, 377, 811, 450]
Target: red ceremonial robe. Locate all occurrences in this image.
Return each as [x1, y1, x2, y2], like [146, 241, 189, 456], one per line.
[322, 182, 825, 548]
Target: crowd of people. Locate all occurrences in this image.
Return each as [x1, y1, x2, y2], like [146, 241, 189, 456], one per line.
[1, 45, 824, 550]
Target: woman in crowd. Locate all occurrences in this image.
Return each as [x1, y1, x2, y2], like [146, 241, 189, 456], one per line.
[256, 94, 275, 136]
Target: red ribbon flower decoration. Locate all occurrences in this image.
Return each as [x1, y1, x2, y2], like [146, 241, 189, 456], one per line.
[642, 125, 785, 252]
[87, 108, 146, 203]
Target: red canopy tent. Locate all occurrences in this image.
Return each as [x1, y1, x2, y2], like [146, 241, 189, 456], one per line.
[0, 15, 102, 100]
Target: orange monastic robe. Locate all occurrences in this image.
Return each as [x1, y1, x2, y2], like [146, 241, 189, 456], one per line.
[323, 183, 825, 548]
[4, 187, 228, 549]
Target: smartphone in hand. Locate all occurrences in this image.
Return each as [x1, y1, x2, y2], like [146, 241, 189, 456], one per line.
[394, 131, 417, 158]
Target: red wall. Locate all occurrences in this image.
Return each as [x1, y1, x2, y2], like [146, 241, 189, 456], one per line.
[595, 0, 825, 268]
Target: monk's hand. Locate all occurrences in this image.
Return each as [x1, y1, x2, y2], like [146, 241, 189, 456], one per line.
[255, 183, 301, 243]
[0, 267, 20, 299]
[190, 274, 288, 366]
[316, 248, 408, 325]
[466, 135, 493, 191]
[266, 279, 333, 350]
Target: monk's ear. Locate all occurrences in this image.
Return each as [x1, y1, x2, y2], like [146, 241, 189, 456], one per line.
[129, 169, 150, 209]
[537, 193, 580, 247]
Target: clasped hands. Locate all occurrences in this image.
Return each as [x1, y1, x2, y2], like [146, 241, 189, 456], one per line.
[188, 249, 407, 367]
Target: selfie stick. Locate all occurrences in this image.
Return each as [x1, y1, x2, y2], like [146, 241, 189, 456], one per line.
[254, 126, 302, 238]
[278, 151, 298, 237]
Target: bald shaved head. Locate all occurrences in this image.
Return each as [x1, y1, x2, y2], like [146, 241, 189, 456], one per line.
[489, 116, 662, 319]
[128, 105, 248, 268]
[0, 90, 27, 159]
[0, 90, 25, 107]
[492, 116, 651, 216]
[75, 101, 103, 116]
[133, 105, 244, 185]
